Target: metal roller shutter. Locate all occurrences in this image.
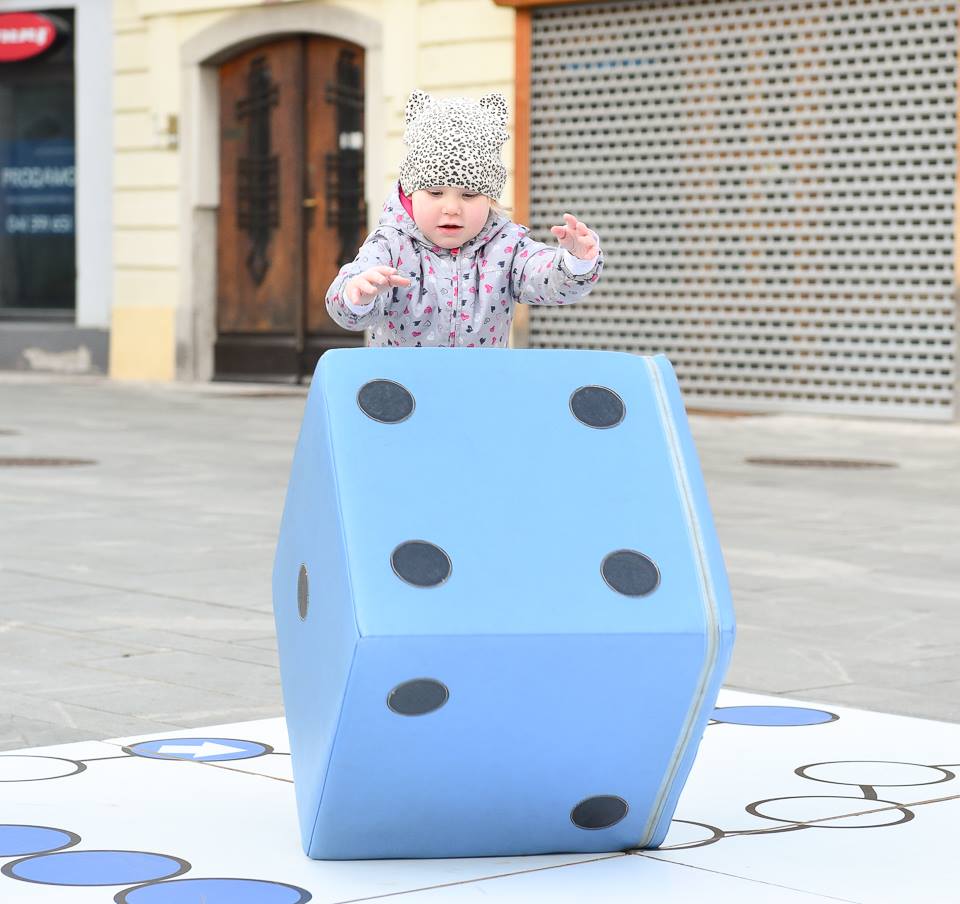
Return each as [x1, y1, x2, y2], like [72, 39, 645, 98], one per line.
[527, 0, 956, 419]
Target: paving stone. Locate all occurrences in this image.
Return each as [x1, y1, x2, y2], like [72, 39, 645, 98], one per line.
[88, 626, 280, 668]
[0, 623, 163, 665]
[787, 681, 960, 724]
[32, 674, 280, 723]
[0, 688, 182, 751]
[0, 714, 103, 750]
[1, 590, 274, 637]
[90, 649, 282, 702]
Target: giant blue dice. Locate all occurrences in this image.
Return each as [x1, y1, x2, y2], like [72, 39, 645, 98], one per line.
[272, 347, 735, 860]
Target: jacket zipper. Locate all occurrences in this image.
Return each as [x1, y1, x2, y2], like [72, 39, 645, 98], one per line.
[450, 247, 460, 347]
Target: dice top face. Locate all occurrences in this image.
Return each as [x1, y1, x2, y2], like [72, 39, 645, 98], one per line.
[319, 348, 715, 639]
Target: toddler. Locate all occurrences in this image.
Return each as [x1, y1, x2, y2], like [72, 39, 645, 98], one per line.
[325, 90, 604, 347]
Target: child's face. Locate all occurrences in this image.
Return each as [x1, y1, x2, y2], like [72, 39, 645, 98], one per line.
[411, 186, 491, 249]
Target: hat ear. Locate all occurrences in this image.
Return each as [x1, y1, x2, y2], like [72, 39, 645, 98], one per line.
[478, 92, 508, 127]
[405, 89, 431, 125]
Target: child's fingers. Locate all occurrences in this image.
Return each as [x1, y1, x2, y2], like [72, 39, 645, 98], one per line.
[366, 265, 411, 289]
[354, 277, 377, 297]
[563, 213, 594, 236]
[552, 225, 575, 251]
[347, 283, 367, 305]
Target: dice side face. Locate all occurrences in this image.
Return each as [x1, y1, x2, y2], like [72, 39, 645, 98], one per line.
[643, 355, 736, 847]
[323, 348, 719, 641]
[308, 633, 706, 860]
[649, 354, 735, 646]
[272, 370, 360, 853]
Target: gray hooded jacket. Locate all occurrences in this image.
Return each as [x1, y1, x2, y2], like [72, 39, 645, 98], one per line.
[325, 184, 604, 347]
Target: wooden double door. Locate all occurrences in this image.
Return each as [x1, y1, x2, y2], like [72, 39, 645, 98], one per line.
[216, 35, 366, 381]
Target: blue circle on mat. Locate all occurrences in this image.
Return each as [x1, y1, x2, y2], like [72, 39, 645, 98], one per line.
[711, 705, 837, 727]
[125, 738, 271, 762]
[0, 825, 79, 857]
[116, 877, 312, 903]
[2, 850, 189, 886]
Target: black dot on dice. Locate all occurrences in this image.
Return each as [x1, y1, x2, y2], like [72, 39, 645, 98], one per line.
[391, 541, 452, 588]
[571, 795, 629, 830]
[387, 679, 449, 716]
[297, 564, 309, 620]
[601, 550, 660, 597]
[357, 379, 415, 423]
[570, 385, 625, 429]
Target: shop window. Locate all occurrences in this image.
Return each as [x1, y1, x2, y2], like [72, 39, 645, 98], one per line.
[0, 9, 75, 318]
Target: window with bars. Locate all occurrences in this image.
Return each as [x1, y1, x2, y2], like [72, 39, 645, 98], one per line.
[527, 0, 957, 420]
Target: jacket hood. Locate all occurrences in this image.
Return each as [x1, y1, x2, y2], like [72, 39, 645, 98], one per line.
[377, 182, 510, 254]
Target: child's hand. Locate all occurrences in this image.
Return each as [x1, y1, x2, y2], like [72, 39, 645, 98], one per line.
[346, 266, 412, 306]
[551, 214, 599, 261]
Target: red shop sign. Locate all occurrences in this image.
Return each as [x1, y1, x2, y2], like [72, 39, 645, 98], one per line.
[0, 12, 57, 63]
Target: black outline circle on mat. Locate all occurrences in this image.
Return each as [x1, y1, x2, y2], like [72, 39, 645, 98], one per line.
[1, 850, 192, 886]
[356, 379, 415, 424]
[121, 739, 274, 761]
[0, 825, 81, 858]
[796, 760, 955, 789]
[746, 795, 915, 829]
[600, 549, 661, 597]
[297, 564, 309, 621]
[0, 755, 86, 782]
[390, 540, 453, 588]
[387, 678, 450, 716]
[709, 705, 839, 727]
[569, 795, 630, 830]
[651, 819, 725, 851]
[114, 876, 313, 904]
[569, 385, 626, 429]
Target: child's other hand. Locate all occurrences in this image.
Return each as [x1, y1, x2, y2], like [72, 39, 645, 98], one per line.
[551, 214, 598, 260]
[346, 266, 412, 306]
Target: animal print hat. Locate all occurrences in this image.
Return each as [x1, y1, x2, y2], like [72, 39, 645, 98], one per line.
[398, 90, 509, 200]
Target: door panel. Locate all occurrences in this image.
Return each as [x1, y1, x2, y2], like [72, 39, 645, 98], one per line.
[217, 38, 303, 336]
[305, 39, 366, 337]
[215, 35, 365, 381]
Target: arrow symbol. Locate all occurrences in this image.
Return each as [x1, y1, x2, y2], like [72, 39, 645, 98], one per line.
[155, 741, 244, 759]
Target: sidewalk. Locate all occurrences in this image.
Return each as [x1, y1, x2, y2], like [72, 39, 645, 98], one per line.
[2, 374, 958, 751]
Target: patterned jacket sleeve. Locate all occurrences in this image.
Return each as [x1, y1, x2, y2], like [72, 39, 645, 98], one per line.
[509, 230, 604, 307]
[325, 231, 396, 331]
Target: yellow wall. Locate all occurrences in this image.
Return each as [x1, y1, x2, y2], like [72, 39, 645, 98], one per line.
[109, 305, 176, 381]
[109, 0, 516, 381]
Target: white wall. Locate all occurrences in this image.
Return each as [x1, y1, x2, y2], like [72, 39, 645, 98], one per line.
[0, 0, 113, 328]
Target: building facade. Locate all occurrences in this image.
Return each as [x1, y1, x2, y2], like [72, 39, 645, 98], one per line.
[1, 0, 956, 421]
